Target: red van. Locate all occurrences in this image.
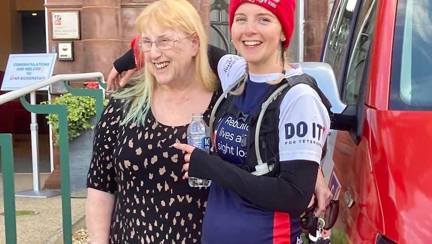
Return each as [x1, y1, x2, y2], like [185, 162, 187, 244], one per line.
[320, 0, 432, 243]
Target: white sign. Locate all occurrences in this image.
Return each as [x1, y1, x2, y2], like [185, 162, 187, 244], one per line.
[58, 42, 73, 61]
[1, 53, 57, 91]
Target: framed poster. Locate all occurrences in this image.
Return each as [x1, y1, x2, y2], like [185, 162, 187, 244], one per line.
[52, 11, 80, 40]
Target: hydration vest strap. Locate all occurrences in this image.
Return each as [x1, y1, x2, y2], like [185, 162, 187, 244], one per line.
[209, 74, 246, 141]
[252, 82, 288, 175]
[252, 75, 332, 175]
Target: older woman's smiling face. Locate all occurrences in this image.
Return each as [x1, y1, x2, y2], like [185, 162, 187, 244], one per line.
[142, 26, 199, 86]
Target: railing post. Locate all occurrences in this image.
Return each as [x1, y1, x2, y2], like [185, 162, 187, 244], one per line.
[57, 106, 73, 244]
[0, 134, 17, 244]
[19, 97, 72, 244]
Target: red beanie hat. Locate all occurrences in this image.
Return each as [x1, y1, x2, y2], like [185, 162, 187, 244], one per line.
[228, 0, 296, 48]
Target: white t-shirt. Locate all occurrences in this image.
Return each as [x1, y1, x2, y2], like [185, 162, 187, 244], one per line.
[217, 54, 330, 164]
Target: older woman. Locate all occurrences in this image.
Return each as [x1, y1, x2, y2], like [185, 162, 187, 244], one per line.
[85, 0, 218, 243]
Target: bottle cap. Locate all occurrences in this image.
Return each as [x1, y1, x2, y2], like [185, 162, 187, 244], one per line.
[191, 113, 204, 119]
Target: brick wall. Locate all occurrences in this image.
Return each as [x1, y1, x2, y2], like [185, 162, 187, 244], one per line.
[44, 0, 330, 75]
[45, 0, 211, 77]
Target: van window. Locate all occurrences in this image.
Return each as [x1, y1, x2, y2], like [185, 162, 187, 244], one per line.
[342, 0, 376, 105]
[391, 0, 432, 110]
[322, 0, 361, 89]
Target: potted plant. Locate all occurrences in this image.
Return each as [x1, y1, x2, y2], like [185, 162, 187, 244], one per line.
[46, 93, 96, 145]
[43, 93, 97, 192]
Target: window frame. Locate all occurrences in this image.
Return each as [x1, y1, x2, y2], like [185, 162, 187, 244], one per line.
[321, 0, 362, 92]
[341, 0, 376, 105]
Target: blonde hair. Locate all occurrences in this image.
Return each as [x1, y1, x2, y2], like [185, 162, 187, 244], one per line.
[114, 0, 217, 126]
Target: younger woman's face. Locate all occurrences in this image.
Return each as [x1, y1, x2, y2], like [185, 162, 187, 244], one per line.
[231, 3, 286, 73]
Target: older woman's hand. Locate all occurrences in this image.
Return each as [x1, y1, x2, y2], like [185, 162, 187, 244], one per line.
[172, 143, 197, 180]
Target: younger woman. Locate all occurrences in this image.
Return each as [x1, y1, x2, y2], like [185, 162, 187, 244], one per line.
[173, 0, 331, 243]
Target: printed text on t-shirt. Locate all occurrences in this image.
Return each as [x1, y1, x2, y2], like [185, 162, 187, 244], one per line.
[283, 121, 325, 147]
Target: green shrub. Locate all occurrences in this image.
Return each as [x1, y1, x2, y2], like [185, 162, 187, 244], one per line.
[45, 93, 96, 145]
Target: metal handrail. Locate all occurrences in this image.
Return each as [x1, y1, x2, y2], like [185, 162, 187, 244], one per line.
[0, 72, 105, 244]
[0, 72, 104, 105]
[0, 134, 17, 243]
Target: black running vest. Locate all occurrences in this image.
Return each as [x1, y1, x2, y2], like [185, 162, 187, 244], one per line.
[210, 73, 332, 176]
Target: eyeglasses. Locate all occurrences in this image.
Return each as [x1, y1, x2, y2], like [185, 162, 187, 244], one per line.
[139, 35, 190, 52]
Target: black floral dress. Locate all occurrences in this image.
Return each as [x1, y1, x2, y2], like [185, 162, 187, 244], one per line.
[87, 95, 217, 243]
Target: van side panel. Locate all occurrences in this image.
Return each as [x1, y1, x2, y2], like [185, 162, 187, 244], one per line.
[370, 110, 432, 243]
[333, 123, 383, 243]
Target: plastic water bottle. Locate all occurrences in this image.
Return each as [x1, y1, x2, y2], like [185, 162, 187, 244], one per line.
[187, 113, 212, 187]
